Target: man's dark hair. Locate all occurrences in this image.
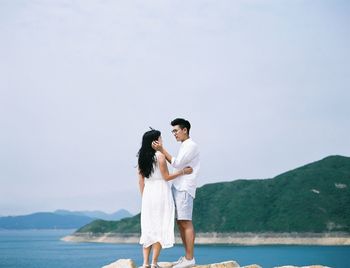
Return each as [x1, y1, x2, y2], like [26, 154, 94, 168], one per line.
[171, 118, 191, 134]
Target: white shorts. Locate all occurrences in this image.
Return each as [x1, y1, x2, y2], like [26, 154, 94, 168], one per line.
[172, 187, 194, 221]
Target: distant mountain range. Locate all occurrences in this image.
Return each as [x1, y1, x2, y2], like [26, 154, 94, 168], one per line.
[54, 209, 132, 221]
[76, 155, 350, 234]
[0, 209, 133, 230]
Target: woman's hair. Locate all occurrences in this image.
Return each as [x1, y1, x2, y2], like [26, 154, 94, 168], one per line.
[137, 129, 161, 178]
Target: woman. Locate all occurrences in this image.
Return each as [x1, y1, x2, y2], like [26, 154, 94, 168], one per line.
[138, 129, 193, 268]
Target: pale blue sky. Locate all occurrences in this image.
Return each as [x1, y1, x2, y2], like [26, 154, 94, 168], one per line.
[0, 0, 349, 216]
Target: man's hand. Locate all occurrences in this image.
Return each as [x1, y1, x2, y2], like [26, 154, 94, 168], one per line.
[183, 166, 193, 175]
[153, 140, 172, 164]
[152, 140, 163, 152]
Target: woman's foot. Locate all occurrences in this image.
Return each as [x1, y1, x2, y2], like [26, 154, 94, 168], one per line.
[138, 264, 150, 268]
[151, 263, 160, 268]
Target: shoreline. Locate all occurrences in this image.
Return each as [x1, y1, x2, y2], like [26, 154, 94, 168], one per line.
[62, 232, 350, 245]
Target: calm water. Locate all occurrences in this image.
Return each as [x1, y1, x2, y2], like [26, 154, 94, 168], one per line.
[0, 230, 349, 268]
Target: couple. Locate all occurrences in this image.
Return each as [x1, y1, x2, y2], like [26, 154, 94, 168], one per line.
[137, 118, 200, 268]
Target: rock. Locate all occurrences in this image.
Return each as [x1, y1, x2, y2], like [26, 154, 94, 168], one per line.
[275, 265, 331, 268]
[193, 265, 210, 268]
[158, 262, 173, 268]
[102, 258, 136, 268]
[274, 266, 298, 268]
[208, 261, 240, 268]
[101, 259, 329, 268]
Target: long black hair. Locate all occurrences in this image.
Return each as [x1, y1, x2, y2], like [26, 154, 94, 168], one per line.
[137, 129, 161, 178]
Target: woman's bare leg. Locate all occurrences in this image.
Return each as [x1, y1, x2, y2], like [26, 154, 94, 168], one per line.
[151, 242, 162, 265]
[142, 246, 151, 266]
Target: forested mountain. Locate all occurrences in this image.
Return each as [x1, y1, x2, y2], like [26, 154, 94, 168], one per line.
[76, 155, 350, 234]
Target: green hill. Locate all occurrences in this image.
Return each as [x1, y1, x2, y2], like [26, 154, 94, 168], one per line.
[76, 155, 350, 234]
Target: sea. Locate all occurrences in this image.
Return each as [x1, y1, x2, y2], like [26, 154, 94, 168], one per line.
[0, 229, 349, 268]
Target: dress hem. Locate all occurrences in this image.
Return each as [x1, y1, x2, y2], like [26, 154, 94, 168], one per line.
[139, 240, 174, 249]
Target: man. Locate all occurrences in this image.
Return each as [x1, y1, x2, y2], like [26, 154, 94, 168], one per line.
[152, 118, 200, 268]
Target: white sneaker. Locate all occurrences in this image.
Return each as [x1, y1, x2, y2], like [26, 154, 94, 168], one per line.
[172, 257, 195, 268]
[172, 257, 184, 266]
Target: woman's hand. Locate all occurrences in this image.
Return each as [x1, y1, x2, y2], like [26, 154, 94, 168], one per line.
[183, 166, 193, 175]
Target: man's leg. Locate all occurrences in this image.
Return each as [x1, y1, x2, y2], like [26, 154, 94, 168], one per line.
[173, 189, 195, 267]
[177, 220, 186, 246]
[177, 219, 195, 260]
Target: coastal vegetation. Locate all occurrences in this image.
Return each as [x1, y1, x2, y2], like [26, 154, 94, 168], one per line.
[76, 155, 350, 234]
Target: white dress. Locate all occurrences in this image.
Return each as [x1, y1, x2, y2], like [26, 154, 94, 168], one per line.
[140, 152, 175, 248]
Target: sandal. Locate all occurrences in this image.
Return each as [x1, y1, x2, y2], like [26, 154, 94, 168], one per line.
[138, 265, 150, 268]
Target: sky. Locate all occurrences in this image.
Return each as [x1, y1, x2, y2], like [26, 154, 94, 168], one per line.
[0, 0, 349, 216]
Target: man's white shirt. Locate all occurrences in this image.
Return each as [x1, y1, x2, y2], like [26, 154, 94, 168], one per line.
[171, 138, 200, 198]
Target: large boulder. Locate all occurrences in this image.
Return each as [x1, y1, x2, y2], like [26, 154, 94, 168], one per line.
[101, 259, 328, 268]
[194, 260, 240, 268]
[275, 265, 331, 268]
[102, 259, 136, 268]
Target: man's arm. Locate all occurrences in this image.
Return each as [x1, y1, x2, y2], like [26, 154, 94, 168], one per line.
[152, 140, 172, 164]
[170, 144, 198, 169]
[153, 140, 198, 169]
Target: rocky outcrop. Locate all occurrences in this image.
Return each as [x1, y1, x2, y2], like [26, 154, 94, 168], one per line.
[101, 259, 330, 268]
[155, 260, 242, 268]
[102, 259, 136, 268]
[275, 266, 331, 268]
